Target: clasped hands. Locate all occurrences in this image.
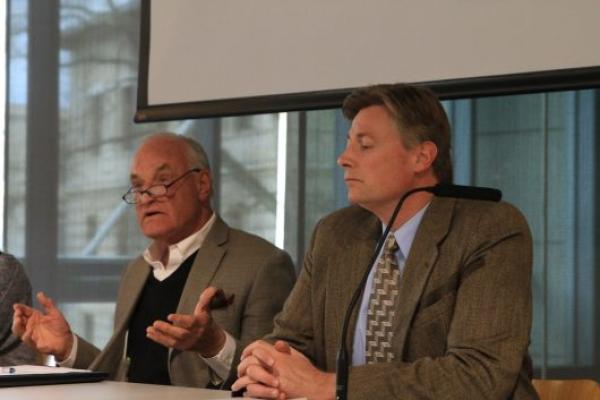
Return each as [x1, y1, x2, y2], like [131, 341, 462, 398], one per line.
[232, 340, 335, 400]
[12, 287, 226, 360]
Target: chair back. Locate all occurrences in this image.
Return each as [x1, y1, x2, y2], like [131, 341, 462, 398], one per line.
[532, 379, 600, 400]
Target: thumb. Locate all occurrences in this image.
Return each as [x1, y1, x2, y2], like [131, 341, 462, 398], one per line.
[193, 286, 219, 316]
[274, 340, 292, 355]
[37, 292, 58, 315]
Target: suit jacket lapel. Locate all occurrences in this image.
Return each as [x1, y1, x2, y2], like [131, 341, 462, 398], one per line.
[392, 197, 455, 357]
[168, 216, 227, 370]
[330, 208, 380, 354]
[94, 257, 149, 372]
[114, 257, 150, 333]
[176, 216, 227, 314]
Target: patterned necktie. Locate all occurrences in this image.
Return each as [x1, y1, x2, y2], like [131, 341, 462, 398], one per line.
[365, 233, 400, 363]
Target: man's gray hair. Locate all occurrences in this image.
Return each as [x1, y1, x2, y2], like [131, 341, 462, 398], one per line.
[142, 132, 211, 171]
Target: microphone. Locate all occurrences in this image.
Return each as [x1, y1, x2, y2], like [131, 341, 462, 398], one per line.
[335, 184, 501, 400]
[429, 184, 501, 201]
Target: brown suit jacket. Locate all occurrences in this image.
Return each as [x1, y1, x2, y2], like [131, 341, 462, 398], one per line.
[73, 216, 296, 388]
[269, 197, 538, 399]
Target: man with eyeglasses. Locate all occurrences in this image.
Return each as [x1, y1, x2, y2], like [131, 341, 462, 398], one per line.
[12, 132, 296, 388]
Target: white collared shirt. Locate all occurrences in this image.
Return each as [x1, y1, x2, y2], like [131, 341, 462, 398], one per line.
[143, 213, 217, 281]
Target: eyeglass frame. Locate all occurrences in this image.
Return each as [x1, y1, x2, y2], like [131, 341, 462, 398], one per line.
[121, 168, 201, 204]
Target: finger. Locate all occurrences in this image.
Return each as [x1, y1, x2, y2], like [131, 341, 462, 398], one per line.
[21, 319, 36, 347]
[146, 326, 177, 348]
[237, 354, 264, 377]
[151, 320, 189, 340]
[248, 346, 276, 368]
[13, 303, 35, 318]
[11, 307, 30, 336]
[244, 383, 282, 399]
[274, 340, 292, 355]
[241, 339, 272, 360]
[37, 292, 58, 315]
[231, 374, 257, 391]
[11, 316, 26, 336]
[193, 287, 219, 315]
[167, 313, 196, 329]
[233, 375, 282, 399]
[245, 363, 279, 388]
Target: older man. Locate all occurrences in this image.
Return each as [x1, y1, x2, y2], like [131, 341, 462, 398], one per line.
[232, 84, 537, 399]
[13, 133, 296, 388]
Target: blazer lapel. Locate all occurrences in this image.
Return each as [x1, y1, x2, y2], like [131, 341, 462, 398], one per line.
[329, 208, 380, 352]
[114, 257, 151, 332]
[176, 216, 227, 314]
[392, 197, 455, 357]
[167, 215, 226, 372]
[93, 257, 150, 372]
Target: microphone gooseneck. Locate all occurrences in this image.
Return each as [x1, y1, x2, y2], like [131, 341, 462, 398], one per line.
[334, 184, 501, 400]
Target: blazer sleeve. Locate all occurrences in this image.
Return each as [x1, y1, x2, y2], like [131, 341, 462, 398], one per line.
[72, 335, 101, 369]
[223, 249, 297, 388]
[236, 250, 296, 349]
[263, 218, 324, 361]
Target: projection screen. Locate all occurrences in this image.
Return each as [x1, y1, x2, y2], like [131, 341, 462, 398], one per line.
[136, 0, 600, 122]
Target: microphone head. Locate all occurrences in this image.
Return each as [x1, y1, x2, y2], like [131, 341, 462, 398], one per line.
[431, 184, 502, 202]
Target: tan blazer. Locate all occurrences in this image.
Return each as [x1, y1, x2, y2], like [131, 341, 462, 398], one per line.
[270, 197, 538, 399]
[73, 216, 296, 388]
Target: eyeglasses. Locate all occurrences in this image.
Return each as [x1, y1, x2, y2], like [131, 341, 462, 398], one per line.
[122, 168, 200, 204]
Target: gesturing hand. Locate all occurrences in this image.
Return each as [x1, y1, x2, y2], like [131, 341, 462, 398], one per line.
[146, 286, 227, 357]
[12, 292, 74, 361]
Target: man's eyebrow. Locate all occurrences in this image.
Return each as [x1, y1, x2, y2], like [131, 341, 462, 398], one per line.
[347, 132, 369, 140]
[129, 164, 171, 182]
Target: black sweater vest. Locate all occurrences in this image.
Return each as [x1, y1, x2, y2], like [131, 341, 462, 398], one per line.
[126, 251, 197, 384]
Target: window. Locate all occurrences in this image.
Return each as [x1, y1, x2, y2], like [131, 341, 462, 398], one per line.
[6, 0, 598, 379]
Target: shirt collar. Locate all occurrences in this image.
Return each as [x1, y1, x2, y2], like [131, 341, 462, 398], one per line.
[385, 203, 430, 261]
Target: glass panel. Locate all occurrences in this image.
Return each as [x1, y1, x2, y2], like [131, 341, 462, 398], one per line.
[304, 109, 348, 248]
[6, 0, 28, 256]
[5, 0, 598, 379]
[59, 0, 146, 259]
[53, 0, 205, 347]
[219, 114, 279, 243]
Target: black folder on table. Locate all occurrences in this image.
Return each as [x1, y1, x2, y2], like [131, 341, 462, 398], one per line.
[0, 369, 108, 387]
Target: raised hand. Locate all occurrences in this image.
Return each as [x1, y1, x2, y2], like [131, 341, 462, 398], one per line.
[146, 286, 227, 357]
[233, 340, 335, 400]
[12, 292, 74, 361]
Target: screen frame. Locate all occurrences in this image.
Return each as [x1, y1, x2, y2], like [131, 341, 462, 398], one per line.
[135, 0, 600, 122]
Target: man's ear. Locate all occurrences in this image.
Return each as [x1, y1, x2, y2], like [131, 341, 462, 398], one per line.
[413, 141, 438, 173]
[195, 169, 212, 201]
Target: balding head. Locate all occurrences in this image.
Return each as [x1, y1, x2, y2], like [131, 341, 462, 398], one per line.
[138, 132, 211, 171]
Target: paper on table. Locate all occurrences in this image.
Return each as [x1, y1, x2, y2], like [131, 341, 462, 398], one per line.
[0, 365, 91, 375]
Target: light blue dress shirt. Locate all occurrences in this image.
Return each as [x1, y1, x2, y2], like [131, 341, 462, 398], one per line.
[352, 204, 429, 365]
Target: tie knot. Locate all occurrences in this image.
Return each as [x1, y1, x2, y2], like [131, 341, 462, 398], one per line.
[385, 233, 399, 254]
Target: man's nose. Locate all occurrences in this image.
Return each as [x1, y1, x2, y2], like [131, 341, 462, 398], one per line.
[137, 191, 155, 205]
[337, 147, 353, 168]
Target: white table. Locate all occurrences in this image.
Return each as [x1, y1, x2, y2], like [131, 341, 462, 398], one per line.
[0, 380, 234, 399]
